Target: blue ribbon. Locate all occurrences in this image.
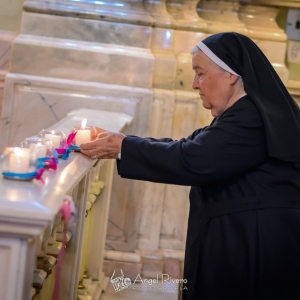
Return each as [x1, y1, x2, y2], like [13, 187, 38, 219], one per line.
[62, 147, 71, 160]
[2, 171, 37, 179]
[37, 156, 59, 169]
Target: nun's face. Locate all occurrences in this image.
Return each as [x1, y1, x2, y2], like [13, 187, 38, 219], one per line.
[192, 51, 239, 117]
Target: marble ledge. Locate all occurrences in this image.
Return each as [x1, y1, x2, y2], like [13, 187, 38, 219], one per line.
[0, 73, 152, 149]
[23, 0, 153, 26]
[104, 249, 141, 263]
[0, 109, 132, 229]
[10, 35, 154, 88]
[21, 12, 152, 48]
[139, 249, 185, 261]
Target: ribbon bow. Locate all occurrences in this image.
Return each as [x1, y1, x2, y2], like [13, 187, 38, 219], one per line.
[35, 168, 45, 184]
[37, 156, 59, 170]
[62, 147, 71, 160]
[60, 131, 78, 160]
[44, 157, 58, 170]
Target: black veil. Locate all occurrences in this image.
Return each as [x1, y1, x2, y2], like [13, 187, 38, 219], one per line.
[198, 32, 300, 162]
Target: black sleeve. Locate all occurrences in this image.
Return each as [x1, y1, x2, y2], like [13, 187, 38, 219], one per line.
[117, 101, 267, 186]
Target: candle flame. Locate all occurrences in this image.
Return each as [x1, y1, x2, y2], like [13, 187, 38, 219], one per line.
[13, 147, 23, 155]
[51, 130, 55, 134]
[81, 118, 87, 129]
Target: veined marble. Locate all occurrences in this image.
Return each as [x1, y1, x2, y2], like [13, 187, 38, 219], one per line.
[10, 35, 154, 88]
[23, 0, 153, 26]
[0, 73, 152, 149]
[0, 30, 17, 119]
[0, 31, 17, 72]
[166, 0, 207, 31]
[160, 90, 212, 250]
[197, 1, 247, 34]
[21, 12, 152, 48]
[138, 89, 175, 250]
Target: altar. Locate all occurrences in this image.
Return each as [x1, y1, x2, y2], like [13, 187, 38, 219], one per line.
[0, 109, 132, 300]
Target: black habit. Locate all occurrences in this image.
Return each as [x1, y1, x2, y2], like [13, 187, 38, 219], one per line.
[117, 95, 300, 300]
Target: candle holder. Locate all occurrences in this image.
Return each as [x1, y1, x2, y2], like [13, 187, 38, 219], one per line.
[71, 125, 97, 147]
[21, 136, 54, 163]
[70, 118, 97, 148]
[38, 130, 67, 149]
[0, 147, 40, 181]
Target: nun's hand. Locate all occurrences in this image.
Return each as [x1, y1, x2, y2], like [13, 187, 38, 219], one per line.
[80, 131, 126, 159]
[91, 127, 106, 141]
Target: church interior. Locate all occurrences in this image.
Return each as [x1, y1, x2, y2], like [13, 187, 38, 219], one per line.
[0, 0, 300, 299]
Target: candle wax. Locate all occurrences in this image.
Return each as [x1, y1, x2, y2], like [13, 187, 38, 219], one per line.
[75, 129, 91, 146]
[45, 134, 61, 149]
[29, 144, 47, 160]
[9, 149, 30, 173]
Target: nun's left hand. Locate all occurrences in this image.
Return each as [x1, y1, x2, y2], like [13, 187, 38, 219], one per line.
[80, 131, 126, 159]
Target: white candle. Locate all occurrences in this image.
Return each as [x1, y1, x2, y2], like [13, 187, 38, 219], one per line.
[29, 143, 47, 160]
[45, 131, 61, 148]
[75, 118, 91, 146]
[9, 148, 30, 173]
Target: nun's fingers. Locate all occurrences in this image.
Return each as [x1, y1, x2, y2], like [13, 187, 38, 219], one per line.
[91, 127, 107, 140]
[80, 138, 109, 158]
[80, 139, 100, 151]
[80, 148, 99, 159]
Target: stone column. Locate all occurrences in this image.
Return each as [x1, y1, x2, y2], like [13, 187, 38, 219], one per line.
[197, 0, 247, 34]
[152, 0, 211, 253]
[137, 1, 176, 254]
[239, 4, 289, 83]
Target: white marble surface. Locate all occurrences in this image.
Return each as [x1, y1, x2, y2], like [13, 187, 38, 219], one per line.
[0, 31, 17, 129]
[21, 12, 152, 48]
[0, 73, 152, 150]
[0, 30, 17, 72]
[0, 109, 131, 229]
[138, 89, 175, 250]
[159, 90, 212, 250]
[10, 34, 154, 88]
[23, 0, 153, 26]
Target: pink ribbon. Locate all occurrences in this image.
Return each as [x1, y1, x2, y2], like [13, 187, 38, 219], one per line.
[66, 131, 77, 148]
[43, 157, 58, 170]
[35, 168, 45, 184]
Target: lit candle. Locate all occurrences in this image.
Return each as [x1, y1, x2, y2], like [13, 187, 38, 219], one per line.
[75, 118, 91, 146]
[9, 148, 30, 173]
[45, 130, 61, 148]
[29, 143, 47, 160]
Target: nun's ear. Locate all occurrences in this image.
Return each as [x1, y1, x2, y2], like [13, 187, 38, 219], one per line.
[228, 73, 241, 85]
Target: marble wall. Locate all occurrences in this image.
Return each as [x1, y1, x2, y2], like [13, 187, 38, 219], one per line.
[0, 31, 17, 115]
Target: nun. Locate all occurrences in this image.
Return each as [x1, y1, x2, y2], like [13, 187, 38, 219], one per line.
[81, 32, 300, 300]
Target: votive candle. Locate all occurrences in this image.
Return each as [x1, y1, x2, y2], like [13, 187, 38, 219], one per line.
[45, 131, 61, 148]
[9, 148, 30, 173]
